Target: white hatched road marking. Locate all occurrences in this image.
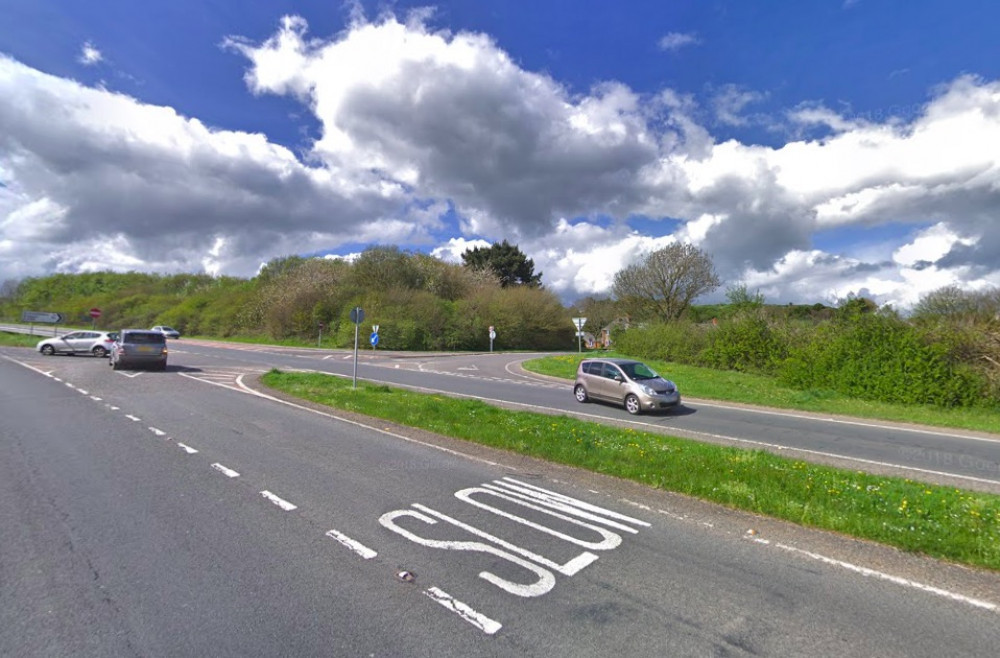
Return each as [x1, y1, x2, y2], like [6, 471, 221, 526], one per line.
[179, 366, 270, 391]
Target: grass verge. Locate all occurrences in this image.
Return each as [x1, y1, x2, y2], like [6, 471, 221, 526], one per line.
[261, 369, 1000, 572]
[523, 352, 1000, 434]
[0, 331, 49, 348]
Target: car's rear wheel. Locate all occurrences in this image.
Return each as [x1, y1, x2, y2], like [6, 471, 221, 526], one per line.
[92, 346, 108, 357]
[574, 384, 589, 403]
[40, 345, 55, 356]
[624, 394, 642, 415]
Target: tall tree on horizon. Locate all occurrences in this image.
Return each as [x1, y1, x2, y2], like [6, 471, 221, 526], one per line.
[460, 240, 543, 288]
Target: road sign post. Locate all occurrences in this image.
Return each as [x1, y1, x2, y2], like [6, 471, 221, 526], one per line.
[317, 322, 325, 347]
[89, 307, 101, 329]
[488, 325, 496, 352]
[349, 307, 365, 388]
[572, 317, 587, 352]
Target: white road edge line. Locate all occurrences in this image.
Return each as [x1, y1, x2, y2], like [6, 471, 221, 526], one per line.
[424, 586, 502, 635]
[324, 529, 378, 559]
[211, 463, 240, 478]
[749, 537, 998, 612]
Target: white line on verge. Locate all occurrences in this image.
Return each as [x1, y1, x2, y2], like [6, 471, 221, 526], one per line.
[749, 537, 998, 612]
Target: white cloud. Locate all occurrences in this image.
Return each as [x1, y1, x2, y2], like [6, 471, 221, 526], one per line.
[78, 41, 103, 66]
[430, 237, 490, 263]
[657, 32, 700, 52]
[712, 85, 767, 127]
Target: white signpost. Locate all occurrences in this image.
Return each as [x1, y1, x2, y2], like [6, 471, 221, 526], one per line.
[571, 317, 587, 353]
[489, 325, 496, 352]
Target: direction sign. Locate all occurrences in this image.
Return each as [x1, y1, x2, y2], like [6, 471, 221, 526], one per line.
[370, 332, 379, 346]
[349, 307, 365, 324]
[21, 311, 63, 323]
[89, 307, 102, 319]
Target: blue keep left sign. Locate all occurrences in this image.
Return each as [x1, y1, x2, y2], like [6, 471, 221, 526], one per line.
[370, 332, 379, 346]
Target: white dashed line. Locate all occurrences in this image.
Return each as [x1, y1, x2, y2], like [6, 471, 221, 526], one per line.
[424, 587, 502, 635]
[324, 529, 377, 559]
[260, 490, 297, 511]
[125, 414, 141, 422]
[177, 443, 198, 454]
[211, 463, 240, 478]
[148, 427, 167, 437]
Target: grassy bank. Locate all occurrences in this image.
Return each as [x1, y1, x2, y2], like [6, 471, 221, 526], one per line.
[523, 353, 1000, 434]
[261, 369, 1000, 572]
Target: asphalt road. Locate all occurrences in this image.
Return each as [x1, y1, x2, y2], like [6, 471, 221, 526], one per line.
[2, 342, 1000, 656]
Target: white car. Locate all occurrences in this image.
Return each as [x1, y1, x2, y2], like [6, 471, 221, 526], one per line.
[37, 331, 118, 357]
[151, 325, 181, 338]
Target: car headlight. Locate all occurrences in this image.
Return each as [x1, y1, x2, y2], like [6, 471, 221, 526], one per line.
[640, 385, 656, 396]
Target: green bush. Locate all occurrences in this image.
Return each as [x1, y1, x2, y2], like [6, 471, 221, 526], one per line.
[702, 313, 787, 374]
[778, 313, 987, 408]
[613, 321, 710, 364]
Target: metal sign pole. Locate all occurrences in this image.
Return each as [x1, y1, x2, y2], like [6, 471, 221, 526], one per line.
[353, 318, 359, 388]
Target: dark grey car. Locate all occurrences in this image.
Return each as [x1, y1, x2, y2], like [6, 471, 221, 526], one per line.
[109, 329, 168, 371]
[574, 358, 680, 415]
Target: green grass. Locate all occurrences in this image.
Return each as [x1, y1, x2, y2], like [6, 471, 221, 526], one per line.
[0, 331, 50, 348]
[261, 369, 1000, 571]
[523, 352, 1000, 434]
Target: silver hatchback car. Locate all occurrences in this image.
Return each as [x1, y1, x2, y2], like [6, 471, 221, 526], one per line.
[574, 358, 681, 415]
[37, 330, 118, 357]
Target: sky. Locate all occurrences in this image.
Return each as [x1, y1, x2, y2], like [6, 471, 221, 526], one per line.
[2, 1, 999, 311]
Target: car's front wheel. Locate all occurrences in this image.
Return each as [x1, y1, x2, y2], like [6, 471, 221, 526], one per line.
[574, 384, 589, 403]
[624, 394, 642, 415]
[92, 346, 108, 357]
[40, 344, 55, 356]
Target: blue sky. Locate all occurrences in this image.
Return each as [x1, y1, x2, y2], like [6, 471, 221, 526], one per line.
[2, 1, 999, 310]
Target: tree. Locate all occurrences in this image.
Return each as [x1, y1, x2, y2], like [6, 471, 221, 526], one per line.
[571, 295, 621, 335]
[612, 243, 720, 321]
[350, 245, 421, 291]
[461, 240, 542, 288]
[725, 283, 765, 311]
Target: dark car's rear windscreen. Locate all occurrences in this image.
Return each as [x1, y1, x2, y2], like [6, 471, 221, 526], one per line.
[125, 333, 165, 345]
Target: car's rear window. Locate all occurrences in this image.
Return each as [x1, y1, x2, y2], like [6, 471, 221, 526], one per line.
[125, 332, 166, 345]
